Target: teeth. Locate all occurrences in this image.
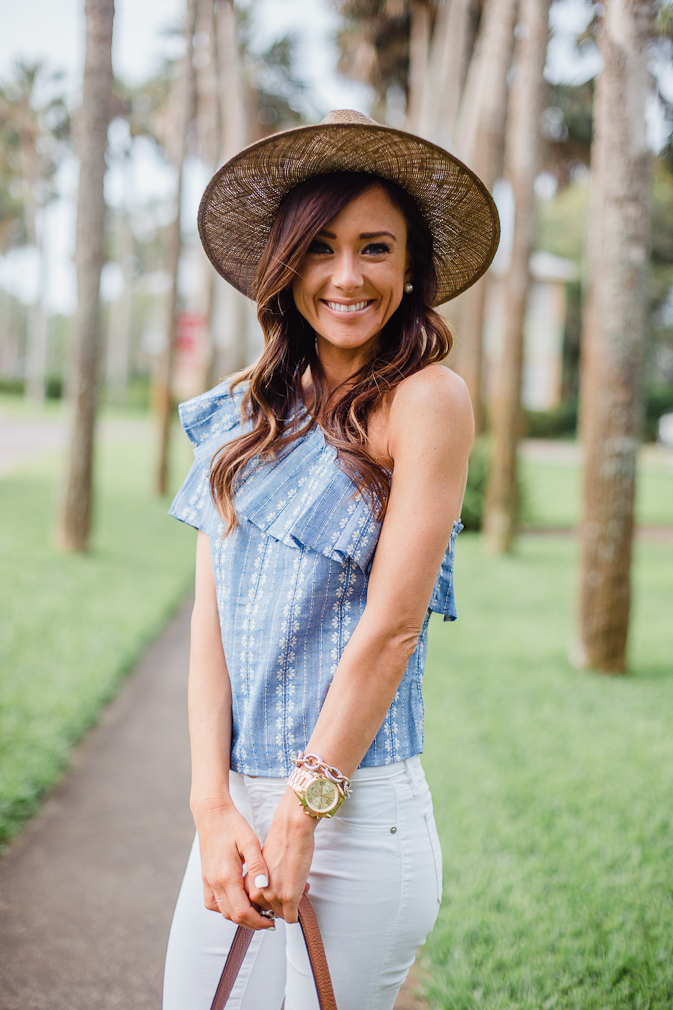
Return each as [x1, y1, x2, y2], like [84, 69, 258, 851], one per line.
[326, 301, 369, 313]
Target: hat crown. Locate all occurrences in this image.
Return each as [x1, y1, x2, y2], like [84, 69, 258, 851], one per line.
[319, 109, 380, 127]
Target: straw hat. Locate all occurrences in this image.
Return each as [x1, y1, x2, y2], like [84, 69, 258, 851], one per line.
[198, 109, 500, 307]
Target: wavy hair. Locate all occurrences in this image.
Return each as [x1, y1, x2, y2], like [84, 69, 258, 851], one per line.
[210, 171, 453, 533]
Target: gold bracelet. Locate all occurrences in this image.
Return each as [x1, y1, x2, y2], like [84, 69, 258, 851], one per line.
[288, 752, 352, 819]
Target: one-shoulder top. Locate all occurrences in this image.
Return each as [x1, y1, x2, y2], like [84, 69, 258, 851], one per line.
[169, 380, 462, 776]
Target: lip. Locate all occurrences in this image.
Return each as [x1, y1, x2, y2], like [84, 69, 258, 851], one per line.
[320, 299, 375, 316]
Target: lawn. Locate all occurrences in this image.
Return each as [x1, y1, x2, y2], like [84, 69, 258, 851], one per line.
[422, 533, 673, 1010]
[0, 424, 196, 845]
[521, 444, 673, 528]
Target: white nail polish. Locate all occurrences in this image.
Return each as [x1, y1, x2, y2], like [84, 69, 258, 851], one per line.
[254, 874, 269, 888]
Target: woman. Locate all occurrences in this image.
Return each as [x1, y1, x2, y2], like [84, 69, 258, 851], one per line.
[164, 110, 499, 1010]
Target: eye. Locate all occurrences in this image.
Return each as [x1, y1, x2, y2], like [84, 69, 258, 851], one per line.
[307, 239, 333, 255]
[363, 242, 391, 256]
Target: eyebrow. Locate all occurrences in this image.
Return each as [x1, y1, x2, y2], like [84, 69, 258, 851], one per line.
[318, 230, 397, 241]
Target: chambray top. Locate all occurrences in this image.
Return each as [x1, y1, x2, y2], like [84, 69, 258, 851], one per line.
[169, 380, 462, 777]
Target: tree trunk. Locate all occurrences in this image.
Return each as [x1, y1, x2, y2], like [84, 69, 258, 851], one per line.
[482, 0, 550, 553]
[57, 0, 115, 551]
[576, 0, 652, 673]
[417, 0, 473, 146]
[106, 209, 135, 404]
[450, 0, 518, 431]
[406, 1, 433, 133]
[155, 0, 198, 496]
[210, 0, 249, 381]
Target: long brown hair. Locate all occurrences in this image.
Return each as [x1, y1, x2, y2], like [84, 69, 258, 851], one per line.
[210, 171, 453, 533]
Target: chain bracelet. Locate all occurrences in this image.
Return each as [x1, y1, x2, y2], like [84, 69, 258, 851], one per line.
[291, 751, 352, 797]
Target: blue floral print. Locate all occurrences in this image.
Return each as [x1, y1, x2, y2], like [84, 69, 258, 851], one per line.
[169, 380, 462, 776]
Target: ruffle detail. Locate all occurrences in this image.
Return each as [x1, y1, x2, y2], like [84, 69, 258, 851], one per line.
[429, 520, 463, 622]
[169, 381, 462, 598]
[235, 425, 381, 574]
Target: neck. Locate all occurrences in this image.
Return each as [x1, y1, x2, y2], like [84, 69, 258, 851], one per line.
[312, 332, 377, 397]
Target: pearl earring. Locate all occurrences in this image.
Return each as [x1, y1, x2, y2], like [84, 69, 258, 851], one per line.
[404, 282, 414, 294]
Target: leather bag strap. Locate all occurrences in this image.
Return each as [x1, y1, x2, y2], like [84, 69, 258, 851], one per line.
[209, 894, 337, 1010]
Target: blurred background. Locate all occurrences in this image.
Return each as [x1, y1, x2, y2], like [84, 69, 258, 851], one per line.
[1, 2, 673, 1008]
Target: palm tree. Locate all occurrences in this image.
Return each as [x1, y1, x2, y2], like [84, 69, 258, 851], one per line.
[57, 0, 115, 551]
[449, 0, 518, 431]
[0, 62, 69, 403]
[576, 0, 653, 672]
[482, 0, 551, 553]
[155, 0, 198, 496]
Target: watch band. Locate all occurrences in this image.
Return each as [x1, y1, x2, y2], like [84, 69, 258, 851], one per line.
[288, 752, 352, 819]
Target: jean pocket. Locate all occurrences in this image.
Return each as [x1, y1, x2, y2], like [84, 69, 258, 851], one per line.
[424, 811, 443, 903]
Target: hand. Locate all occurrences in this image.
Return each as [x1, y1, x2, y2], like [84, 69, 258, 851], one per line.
[248, 788, 317, 924]
[192, 798, 275, 930]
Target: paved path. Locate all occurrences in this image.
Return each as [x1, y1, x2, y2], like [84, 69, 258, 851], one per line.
[0, 598, 426, 1010]
[0, 412, 151, 474]
[0, 599, 194, 1010]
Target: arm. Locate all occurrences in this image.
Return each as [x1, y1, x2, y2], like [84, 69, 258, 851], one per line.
[256, 365, 474, 920]
[189, 530, 274, 930]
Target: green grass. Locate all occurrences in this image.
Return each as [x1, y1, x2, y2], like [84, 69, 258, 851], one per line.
[422, 534, 673, 1009]
[521, 449, 673, 529]
[0, 430, 196, 845]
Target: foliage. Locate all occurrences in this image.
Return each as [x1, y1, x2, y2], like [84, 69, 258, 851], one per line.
[334, 0, 413, 113]
[541, 80, 594, 187]
[524, 399, 578, 439]
[0, 60, 70, 251]
[0, 432, 195, 846]
[422, 532, 673, 1010]
[461, 436, 528, 532]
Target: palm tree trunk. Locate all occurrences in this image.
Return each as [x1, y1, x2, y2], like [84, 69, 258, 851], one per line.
[450, 0, 518, 431]
[57, 0, 115, 551]
[210, 0, 249, 381]
[482, 0, 550, 553]
[406, 1, 433, 132]
[155, 0, 198, 496]
[417, 0, 473, 145]
[576, 0, 652, 673]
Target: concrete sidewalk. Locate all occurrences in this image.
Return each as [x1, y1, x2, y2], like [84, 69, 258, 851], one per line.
[0, 598, 425, 1010]
[0, 599, 195, 1009]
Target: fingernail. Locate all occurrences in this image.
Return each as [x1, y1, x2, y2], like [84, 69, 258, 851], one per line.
[254, 874, 268, 888]
[267, 925, 276, 931]
[241, 862, 247, 877]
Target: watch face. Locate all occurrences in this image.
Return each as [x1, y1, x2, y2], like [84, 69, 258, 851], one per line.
[305, 777, 339, 813]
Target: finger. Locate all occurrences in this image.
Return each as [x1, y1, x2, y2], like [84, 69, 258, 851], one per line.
[227, 891, 276, 930]
[239, 842, 270, 903]
[279, 892, 301, 925]
[203, 885, 219, 913]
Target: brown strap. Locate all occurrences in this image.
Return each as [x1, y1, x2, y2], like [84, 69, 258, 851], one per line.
[209, 894, 337, 1010]
[209, 924, 254, 1010]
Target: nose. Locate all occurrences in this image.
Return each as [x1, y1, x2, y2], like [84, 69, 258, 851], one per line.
[331, 250, 362, 292]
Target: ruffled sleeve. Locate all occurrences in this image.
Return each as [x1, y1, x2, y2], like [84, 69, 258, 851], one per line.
[234, 425, 382, 574]
[428, 521, 463, 621]
[168, 380, 246, 536]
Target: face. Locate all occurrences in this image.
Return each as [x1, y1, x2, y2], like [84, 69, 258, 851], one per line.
[292, 184, 411, 362]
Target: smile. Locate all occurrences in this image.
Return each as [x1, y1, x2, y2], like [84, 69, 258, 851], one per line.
[322, 300, 373, 314]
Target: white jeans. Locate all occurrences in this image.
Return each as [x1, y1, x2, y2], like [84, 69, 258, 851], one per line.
[163, 756, 442, 1010]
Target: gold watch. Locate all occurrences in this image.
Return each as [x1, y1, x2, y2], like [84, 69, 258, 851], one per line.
[287, 752, 352, 819]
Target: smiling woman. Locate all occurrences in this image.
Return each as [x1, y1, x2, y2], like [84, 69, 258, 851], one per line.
[162, 110, 499, 1010]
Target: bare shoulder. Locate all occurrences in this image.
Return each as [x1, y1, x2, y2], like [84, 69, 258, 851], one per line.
[388, 364, 474, 451]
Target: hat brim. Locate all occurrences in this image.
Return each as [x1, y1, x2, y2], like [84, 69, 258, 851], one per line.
[198, 122, 500, 307]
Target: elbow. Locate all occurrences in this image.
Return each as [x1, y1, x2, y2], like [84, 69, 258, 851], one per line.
[384, 622, 425, 664]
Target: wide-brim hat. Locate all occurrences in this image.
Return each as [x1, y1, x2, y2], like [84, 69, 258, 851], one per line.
[198, 109, 500, 307]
